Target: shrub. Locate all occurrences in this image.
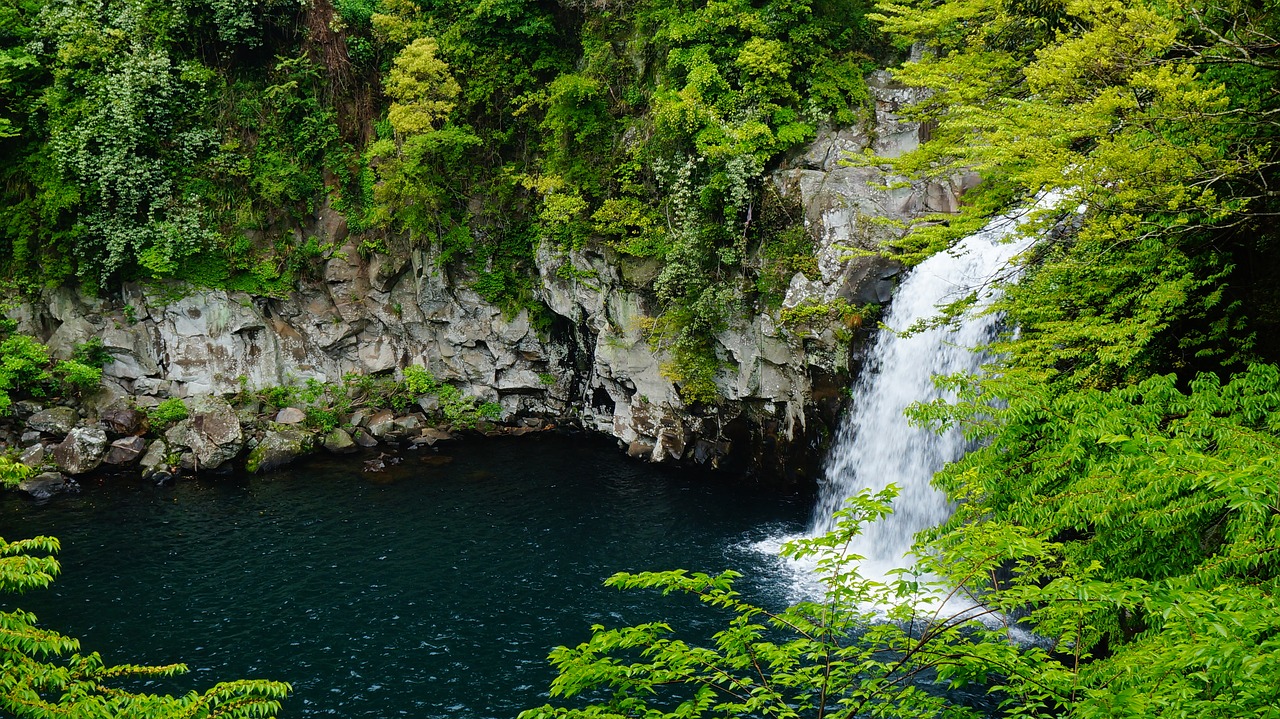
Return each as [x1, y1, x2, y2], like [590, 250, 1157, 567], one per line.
[54, 360, 102, 396]
[70, 338, 113, 368]
[148, 397, 189, 428]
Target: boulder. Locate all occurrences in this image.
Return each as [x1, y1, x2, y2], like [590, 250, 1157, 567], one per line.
[51, 427, 109, 475]
[352, 427, 379, 448]
[27, 407, 79, 436]
[164, 395, 243, 470]
[247, 428, 313, 473]
[626, 440, 654, 459]
[393, 414, 424, 433]
[101, 406, 149, 437]
[139, 439, 168, 477]
[11, 401, 44, 421]
[416, 428, 455, 446]
[18, 472, 69, 500]
[416, 395, 441, 414]
[322, 428, 358, 454]
[275, 407, 307, 424]
[20, 444, 46, 468]
[103, 436, 147, 465]
[365, 409, 396, 438]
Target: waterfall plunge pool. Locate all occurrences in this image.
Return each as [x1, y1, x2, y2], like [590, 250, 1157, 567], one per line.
[1, 434, 812, 718]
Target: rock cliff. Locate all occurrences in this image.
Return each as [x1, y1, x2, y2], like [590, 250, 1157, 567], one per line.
[14, 73, 967, 483]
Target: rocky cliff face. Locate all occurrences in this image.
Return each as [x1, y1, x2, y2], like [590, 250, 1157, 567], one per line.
[15, 73, 967, 483]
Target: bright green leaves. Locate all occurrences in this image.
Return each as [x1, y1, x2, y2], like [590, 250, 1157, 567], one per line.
[0, 329, 105, 414]
[522, 488, 994, 719]
[0, 0, 336, 288]
[922, 364, 1280, 586]
[386, 37, 460, 137]
[528, 454, 1280, 718]
[873, 0, 1280, 387]
[0, 532, 292, 719]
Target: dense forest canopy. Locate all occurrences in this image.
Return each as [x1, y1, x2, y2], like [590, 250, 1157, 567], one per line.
[2, 0, 1280, 716]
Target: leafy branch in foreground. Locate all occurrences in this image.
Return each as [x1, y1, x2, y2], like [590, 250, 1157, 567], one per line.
[522, 488, 1005, 719]
[524, 477, 1280, 718]
[0, 457, 292, 719]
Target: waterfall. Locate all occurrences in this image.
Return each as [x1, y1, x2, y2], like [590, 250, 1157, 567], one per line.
[808, 208, 1040, 580]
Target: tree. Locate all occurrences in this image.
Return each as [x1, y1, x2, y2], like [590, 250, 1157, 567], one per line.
[0, 458, 292, 718]
[385, 37, 460, 137]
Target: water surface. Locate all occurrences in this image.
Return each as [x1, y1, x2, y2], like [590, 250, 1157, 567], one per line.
[1, 434, 810, 718]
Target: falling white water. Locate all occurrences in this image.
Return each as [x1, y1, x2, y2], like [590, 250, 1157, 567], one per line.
[805, 207, 1042, 582]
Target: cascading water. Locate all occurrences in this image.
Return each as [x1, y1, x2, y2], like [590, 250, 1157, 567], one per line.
[808, 208, 1040, 581]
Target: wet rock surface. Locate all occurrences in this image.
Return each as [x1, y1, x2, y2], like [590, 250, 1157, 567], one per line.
[248, 429, 313, 473]
[18, 471, 71, 500]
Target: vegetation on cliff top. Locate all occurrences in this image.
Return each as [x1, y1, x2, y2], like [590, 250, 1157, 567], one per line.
[0, 0, 884, 403]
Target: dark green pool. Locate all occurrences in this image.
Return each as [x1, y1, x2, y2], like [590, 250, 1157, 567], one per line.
[0, 434, 810, 718]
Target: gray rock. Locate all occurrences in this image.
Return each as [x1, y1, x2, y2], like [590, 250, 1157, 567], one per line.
[393, 414, 423, 433]
[416, 395, 441, 413]
[20, 431, 41, 445]
[51, 426, 109, 475]
[101, 406, 149, 437]
[626, 440, 654, 459]
[366, 409, 396, 438]
[20, 443, 46, 468]
[275, 407, 307, 424]
[247, 428, 313, 473]
[164, 395, 243, 471]
[18, 472, 68, 500]
[103, 436, 147, 465]
[28, 407, 79, 436]
[139, 439, 168, 476]
[322, 428, 358, 454]
[11, 401, 44, 420]
[352, 427, 379, 448]
[348, 409, 368, 428]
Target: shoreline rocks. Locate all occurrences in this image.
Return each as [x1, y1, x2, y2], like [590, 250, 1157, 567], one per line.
[3, 392, 489, 497]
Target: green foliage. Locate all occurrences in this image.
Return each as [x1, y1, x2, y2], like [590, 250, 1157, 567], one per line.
[247, 367, 501, 431]
[0, 328, 103, 411]
[147, 397, 189, 428]
[0, 0, 344, 290]
[778, 298, 872, 333]
[524, 488, 985, 719]
[914, 364, 1280, 587]
[1, 0, 880, 405]
[0, 456, 28, 490]
[868, 0, 1280, 384]
[529, 469, 1280, 718]
[0, 333, 52, 413]
[386, 38, 460, 137]
[69, 337, 111, 368]
[401, 365, 502, 428]
[53, 360, 101, 396]
[0, 531, 291, 718]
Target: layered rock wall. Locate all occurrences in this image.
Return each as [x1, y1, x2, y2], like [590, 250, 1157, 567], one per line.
[14, 74, 965, 483]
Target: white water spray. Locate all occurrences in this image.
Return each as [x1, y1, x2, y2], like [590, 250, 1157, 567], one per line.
[807, 208, 1041, 581]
